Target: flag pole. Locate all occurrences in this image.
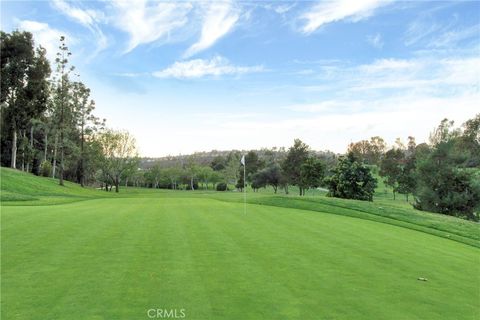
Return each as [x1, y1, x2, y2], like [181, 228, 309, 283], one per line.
[244, 157, 246, 215]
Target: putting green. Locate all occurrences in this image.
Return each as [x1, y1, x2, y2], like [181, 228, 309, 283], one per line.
[2, 197, 479, 319]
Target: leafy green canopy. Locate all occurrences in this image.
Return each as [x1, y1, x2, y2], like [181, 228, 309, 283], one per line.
[326, 153, 377, 201]
[414, 119, 480, 220]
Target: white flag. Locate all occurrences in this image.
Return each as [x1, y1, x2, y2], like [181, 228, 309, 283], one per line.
[240, 155, 245, 166]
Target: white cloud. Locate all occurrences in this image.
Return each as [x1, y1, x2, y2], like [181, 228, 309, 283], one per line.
[183, 2, 240, 58]
[404, 13, 479, 48]
[17, 20, 72, 62]
[51, 0, 104, 27]
[358, 58, 417, 73]
[274, 51, 479, 153]
[404, 17, 440, 47]
[430, 24, 480, 48]
[300, 0, 392, 34]
[284, 100, 365, 113]
[51, 0, 108, 54]
[110, 1, 193, 53]
[222, 93, 478, 153]
[274, 3, 297, 15]
[351, 57, 480, 91]
[153, 56, 263, 79]
[367, 33, 384, 49]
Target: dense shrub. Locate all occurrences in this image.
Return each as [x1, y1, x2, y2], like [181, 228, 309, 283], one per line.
[216, 182, 228, 191]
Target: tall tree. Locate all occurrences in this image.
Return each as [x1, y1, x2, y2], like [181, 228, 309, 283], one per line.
[415, 117, 480, 219]
[1, 31, 51, 169]
[71, 80, 103, 186]
[53, 36, 74, 186]
[185, 155, 198, 190]
[282, 139, 310, 195]
[379, 148, 404, 200]
[300, 156, 325, 195]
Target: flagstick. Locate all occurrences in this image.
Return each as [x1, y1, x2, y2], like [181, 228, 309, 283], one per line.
[243, 159, 246, 215]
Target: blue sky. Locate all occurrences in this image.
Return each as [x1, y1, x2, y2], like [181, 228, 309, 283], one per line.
[2, 0, 479, 156]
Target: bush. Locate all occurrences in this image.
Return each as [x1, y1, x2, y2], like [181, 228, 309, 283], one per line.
[216, 182, 228, 191]
[39, 160, 52, 177]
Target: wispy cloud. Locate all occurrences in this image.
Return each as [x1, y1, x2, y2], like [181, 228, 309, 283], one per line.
[51, 0, 107, 54]
[274, 3, 297, 15]
[109, 1, 193, 54]
[224, 92, 479, 152]
[367, 33, 384, 49]
[51, 0, 105, 27]
[17, 20, 73, 61]
[404, 12, 480, 49]
[404, 16, 440, 47]
[430, 24, 480, 48]
[183, 2, 240, 58]
[300, 0, 392, 34]
[357, 58, 416, 73]
[153, 56, 264, 79]
[352, 57, 480, 91]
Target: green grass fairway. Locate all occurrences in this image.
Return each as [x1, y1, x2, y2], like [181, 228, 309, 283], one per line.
[1, 169, 480, 319]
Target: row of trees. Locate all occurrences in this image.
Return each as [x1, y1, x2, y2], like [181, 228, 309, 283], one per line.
[1, 31, 138, 192]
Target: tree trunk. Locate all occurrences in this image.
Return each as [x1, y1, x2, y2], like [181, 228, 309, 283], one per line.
[11, 127, 18, 169]
[80, 123, 85, 187]
[59, 139, 64, 186]
[59, 51, 66, 186]
[26, 126, 34, 172]
[393, 190, 396, 200]
[44, 131, 48, 162]
[59, 122, 65, 186]
[52, 133, 58, 178]
[191, 177, 194, 190]
[20, 130, 25, 171]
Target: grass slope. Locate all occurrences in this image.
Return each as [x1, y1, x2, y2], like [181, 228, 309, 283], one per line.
[0, 167, 105, 204]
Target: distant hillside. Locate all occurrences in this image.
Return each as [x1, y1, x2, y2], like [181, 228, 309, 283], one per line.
[140, 148, 339, 169]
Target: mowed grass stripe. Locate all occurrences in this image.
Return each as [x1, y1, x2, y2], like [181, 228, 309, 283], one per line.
[2, 197, 479, 320]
